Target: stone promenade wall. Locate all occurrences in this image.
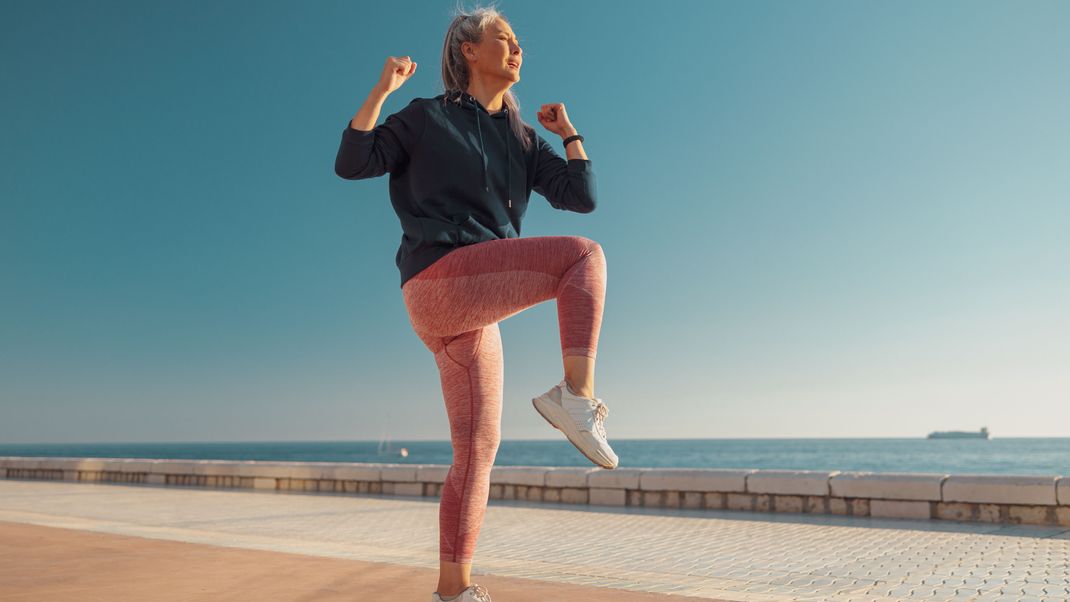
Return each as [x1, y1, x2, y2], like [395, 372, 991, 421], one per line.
[3, 456, 1069, 527]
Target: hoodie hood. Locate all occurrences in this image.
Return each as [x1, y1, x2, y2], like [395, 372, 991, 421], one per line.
[442, 89, 513, 208]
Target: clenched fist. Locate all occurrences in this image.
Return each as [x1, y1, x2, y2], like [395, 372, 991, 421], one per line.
[536, 103, 576, 138]
[376, 55, 417, 94]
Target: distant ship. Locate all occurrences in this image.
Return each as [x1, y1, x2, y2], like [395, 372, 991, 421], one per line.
[927, 426, 989, 439]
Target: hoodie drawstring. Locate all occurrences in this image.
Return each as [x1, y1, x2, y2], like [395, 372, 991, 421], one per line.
[445, 89, 512, 209]
[475, 106, 488, 193]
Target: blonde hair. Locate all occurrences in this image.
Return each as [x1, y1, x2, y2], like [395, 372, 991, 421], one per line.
[440, 2, 534, 152]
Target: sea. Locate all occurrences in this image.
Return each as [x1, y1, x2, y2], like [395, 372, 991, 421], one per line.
[1, 438, 1068, 476]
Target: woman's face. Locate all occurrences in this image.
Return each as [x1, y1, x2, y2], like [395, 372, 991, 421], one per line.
[466, 19, 523, 83]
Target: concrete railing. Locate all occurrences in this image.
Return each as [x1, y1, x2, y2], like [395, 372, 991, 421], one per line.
[3, 456, 1070, 527]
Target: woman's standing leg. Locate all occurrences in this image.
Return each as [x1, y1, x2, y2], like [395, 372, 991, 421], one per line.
[402, 235, 607, 596]
[411, 324, 503, 597]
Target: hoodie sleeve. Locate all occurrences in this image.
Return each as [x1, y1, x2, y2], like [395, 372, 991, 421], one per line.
[531, 132, 598, 213]
[335, 97, 426, 180]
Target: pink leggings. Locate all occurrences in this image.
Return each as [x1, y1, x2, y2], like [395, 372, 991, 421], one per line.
[401, 235, 607, 563]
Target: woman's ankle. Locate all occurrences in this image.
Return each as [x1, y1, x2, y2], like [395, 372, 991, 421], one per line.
[565, 379, 594, 399]
[436, 585, 469, 599]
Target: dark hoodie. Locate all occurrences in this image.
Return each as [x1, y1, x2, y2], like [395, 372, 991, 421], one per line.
[334, 89, 597, 287]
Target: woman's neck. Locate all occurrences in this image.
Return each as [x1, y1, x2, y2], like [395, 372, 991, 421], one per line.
[465, 80, 508, 113]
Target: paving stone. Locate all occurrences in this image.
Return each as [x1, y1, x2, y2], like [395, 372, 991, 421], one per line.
[3, 479, 1070, 601]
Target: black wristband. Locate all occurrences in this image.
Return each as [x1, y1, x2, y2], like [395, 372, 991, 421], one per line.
[563, 134, 584, 147]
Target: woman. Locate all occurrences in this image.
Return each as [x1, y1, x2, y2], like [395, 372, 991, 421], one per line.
[334, 6, 617, 601]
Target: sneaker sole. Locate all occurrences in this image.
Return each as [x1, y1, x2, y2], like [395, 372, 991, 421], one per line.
[532, 396, 617, 469]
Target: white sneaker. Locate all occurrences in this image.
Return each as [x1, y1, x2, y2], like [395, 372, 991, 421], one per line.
[532, 379, 619, 469]
[431, 583, 493, 602]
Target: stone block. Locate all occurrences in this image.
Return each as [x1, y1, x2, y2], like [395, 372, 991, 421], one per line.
[415, 465, 451, 483]
[830, 471, 946, 501]
[489, 466, 547, 486]
[638, 468, 752, 492]
[870, 499, 931, 519]
[642, 491, 663, 507]
[755, 493, 772, 512]
[805, 496, 827, 513]
[774, 495, 804, 513]
[589, 487, 626, 506]
[977, 504, 1002, 523]
[560, 488, 588, 504]
[587, 469, 642, 489]
[726, 493, 754, 511]
[393, 482, 423, 497]
[935, 502, 975, 521]
[379, 465, 419, 482]
[229, 462, 292, 478]
[0, 457, 32, 469]
[74, 459, 109, 472]
[145, 474, 167, 485]
[682, 492, 703, 509]
[327, 464, 384, 481]
[36, 458, 82, 471]
[664, 491, 681, 508]
[704, 492, 725, 509]
[1057, 507, 1070, 526]
[544, 467, 598, 488]
[829, 497, 848, 515]
[148, 460, 200, 475]
[943, 475, 1058, 506]
[1057, 478, 1070, 505]
[185, 460, 234, 476]
[747, 470, 838, 496]
[1008, 505, 1053, 525]
[543, 487, 561, 503]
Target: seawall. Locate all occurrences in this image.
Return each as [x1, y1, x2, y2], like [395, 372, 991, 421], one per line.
[3, 456, 1070, 527]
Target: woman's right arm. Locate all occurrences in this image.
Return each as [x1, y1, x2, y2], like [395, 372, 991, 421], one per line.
[335, 56, 424, 181]
[348, 86, 391, 132]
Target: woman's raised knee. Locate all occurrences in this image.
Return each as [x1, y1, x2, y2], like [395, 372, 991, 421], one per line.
[562, 235, 603, 258]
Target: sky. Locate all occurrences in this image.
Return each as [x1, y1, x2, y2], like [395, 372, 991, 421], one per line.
[1, 0, 1067, 444]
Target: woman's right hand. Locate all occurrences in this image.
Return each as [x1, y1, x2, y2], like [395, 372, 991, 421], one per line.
[376, 55, 417, 94]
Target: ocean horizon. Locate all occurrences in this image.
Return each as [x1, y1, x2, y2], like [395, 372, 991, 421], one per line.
[2, 437, 1068, 476]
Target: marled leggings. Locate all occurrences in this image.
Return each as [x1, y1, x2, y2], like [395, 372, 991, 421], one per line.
[401, 235, 607, 563]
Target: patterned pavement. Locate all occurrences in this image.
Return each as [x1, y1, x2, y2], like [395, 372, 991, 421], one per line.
[2, 479, 1069, 601]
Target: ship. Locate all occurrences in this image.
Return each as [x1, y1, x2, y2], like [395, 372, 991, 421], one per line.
[927, 426, 989, 439]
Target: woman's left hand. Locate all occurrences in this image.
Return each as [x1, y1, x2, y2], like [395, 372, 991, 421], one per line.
[537, 103, 577, 138]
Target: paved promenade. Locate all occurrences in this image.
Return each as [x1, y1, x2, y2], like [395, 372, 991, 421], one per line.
[2, 479, 1070, 601]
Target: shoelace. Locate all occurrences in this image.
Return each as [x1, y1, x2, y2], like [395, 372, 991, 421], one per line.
[468, 583, 492, 602]
[591, 400, 609, 440]
[564, 391, 609, 440]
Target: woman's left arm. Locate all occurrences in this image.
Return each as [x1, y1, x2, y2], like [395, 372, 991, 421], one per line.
[538, 103, 587, 161]
[560, 125, 587, 160]
[533, 102, 596, 213]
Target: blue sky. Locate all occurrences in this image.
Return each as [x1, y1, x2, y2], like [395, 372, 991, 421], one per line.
[2, 0, 1067, 444]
